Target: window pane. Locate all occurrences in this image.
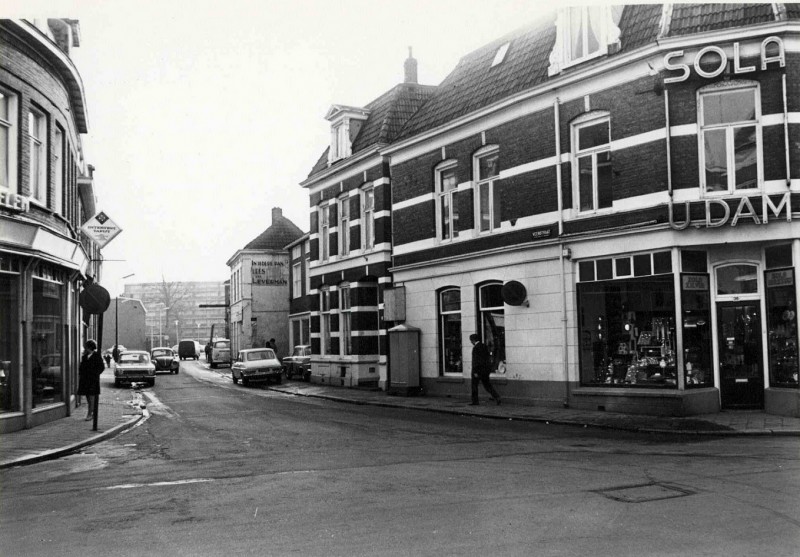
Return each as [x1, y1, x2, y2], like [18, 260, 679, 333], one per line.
[633, 254, 652, 276]
[451, 191, 459, 238]
[0, 274, 20, 412]
[579, 261, 595, 282]
[441, 168, 457, 192]
[441, 289, 461, 312]
[615, 257, 631, 277]
[0, 94, 7, 120]
[716, 265, 758, 295]
[440, 194, 451, 240]
[481, 310, 506, 373]
[32, 279, 64, 406]
[0, 125, 7, 188]
[596, 258, 613, 280]
[733, 125, 757, 190]
[703, 90, 755, 125]
[681, 250, 707, 273]
[492, 185, 501, 229]
[479, 284, 503, 309]
[478, 153, 499, 181]
[765, 245, 792, 269]
[704, 128, 727, 192]
[596, 151, 613, 208]
[653, 252, 672, 274]
[578, 121, 609, 150]
[578, 155, 593, 211]
[441, 313, 462, 375]
[586, 6, 602, 54]
[765, 271, 798, 387]
[569, 7, 584, 58]
[340, 199, 349, 218]
[479, 182, 491, 231]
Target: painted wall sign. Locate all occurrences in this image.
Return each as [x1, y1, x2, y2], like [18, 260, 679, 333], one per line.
[663, 36, 785, 84]
[251, 259, 287, 286]
[0, 191, 30, 212]
[682, 274, 709, 291]
[669, 192, 792, 230]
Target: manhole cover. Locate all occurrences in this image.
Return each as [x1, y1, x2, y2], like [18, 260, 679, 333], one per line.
[594, 482, 695, 503]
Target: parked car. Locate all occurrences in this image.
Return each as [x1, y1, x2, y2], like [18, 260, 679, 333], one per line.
[231, 348, 283, 386]
[282, 345, 311, 381]
[178, 339, 199, 360]
[209, 339, 231, 369]
[171, 344, 179, 353]
[151, 347, 179, 374]
[114, 350, 156, 387]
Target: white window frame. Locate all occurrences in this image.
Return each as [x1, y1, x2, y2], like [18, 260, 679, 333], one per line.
[436, 160, 459, 242]
[339, 283, 351, 356]
[0, 89, 19, 193]
[320, 204, 330, 262]
[474, 146, 500, 234]
[320, 287, 332, 355]
[477, 282, 505, 374]
[54, 126, 63, 215]
[339, 195, 350, 257]
[438, 287, 462, 376]
[304, 243, 311, 294]
[361, 186, 375, 250]
[572, 112, 612, 213]
[698, 82, 763, 196]
[292, 261, 301, 298]
[28, 108, 47, 205]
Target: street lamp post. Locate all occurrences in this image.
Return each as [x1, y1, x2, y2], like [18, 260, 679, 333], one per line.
[115, 273, 136, 355]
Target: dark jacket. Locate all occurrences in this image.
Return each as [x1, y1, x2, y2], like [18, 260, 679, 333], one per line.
[471, 341, 493, 377]
[78, 350, 105, 396]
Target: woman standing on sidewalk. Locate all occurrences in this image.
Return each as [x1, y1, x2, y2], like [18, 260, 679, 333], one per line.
[78, 340, 104, 421]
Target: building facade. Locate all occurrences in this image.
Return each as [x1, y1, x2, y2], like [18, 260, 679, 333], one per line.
[228, 207, 303, 357]
[0, 19, 102, 432]
[384, 4, 800, 417]
[301, 52, 436, 387]
[123, 281, 228, 349]
[286, 234, 312, 350]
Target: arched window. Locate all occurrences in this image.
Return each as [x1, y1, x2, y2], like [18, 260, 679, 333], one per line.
[438, 287, 462, 375]
[716, 264, 758, 296]
[477, 282, 505, 374]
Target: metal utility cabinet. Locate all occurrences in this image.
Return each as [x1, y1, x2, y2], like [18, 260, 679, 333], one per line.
[388, 324, 420, 395]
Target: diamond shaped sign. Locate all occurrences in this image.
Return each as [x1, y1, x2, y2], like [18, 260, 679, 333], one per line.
[81, 211, 122, 248]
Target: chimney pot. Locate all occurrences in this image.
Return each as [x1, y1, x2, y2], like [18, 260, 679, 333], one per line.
[404, 47, 418, 84]
[272, 207, 282, 222]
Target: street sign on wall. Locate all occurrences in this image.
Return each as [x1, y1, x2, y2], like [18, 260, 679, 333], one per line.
[80, 211, 122, 248]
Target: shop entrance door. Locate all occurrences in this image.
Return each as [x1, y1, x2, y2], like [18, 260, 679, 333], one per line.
[717, 302, 764, 409]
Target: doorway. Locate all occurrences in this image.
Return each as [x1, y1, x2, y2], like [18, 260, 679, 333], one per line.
[717, 302, 764, 409]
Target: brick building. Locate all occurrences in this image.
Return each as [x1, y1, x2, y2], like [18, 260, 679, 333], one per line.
[301, 4, 800, 417]
[0, 19, 103, 432]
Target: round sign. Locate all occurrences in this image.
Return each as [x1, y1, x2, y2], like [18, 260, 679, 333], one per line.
[501, 280, 527, 306]
[79, 283, 111, 314]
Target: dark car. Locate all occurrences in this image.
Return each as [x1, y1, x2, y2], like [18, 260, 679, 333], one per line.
[151, 347, 179, 374]
[282, 345, 311, 381]
[178, 339, 199, 360]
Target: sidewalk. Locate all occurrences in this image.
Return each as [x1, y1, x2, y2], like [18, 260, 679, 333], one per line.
[3, 371, 799, 469]
[0, 385, 145, 469]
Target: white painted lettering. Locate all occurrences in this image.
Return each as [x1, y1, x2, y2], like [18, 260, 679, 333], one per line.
[663, 50, 690, 84]
[763, 192, 791, 224]
[731, 196, 760, 226]
[733, 42, 755, 74]
[663, 38, 785, 82]
[761, 36, 786, 70]
[694, 45, 727, 79]
[705, 199, 730, 228]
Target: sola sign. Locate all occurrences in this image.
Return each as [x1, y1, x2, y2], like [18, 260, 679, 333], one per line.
[80, 211, 122, 248]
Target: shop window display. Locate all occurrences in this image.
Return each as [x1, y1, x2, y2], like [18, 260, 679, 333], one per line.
[681, 274, 713, 387]
[438, 288, 462, 375]
[0, 273, 20, 412]
[579, 275, 677, 387]
[765, 268, 798, 388]
[32, 277, 64, 406]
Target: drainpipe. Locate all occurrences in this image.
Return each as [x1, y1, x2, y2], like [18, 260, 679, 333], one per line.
[783, 73, 791, 188]
[664, 88, 673, 198]
[554, 97, 570, 407]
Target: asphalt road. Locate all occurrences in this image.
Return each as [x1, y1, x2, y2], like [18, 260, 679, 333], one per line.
[1, 360, 798, 556]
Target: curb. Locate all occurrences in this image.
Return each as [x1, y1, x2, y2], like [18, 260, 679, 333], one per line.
[0, 413, 144, 470]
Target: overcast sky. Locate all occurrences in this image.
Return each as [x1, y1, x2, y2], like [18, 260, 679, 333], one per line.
[12, 0, 559, 296]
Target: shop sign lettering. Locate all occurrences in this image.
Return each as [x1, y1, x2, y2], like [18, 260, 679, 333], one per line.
[251, 259, 287, 286]
[663, 36, 785, 84]
[682, 274, 709, 291]
[766, 269, 794, 288]
[0, 191, 30, 212]
[669, 192, 792, 230]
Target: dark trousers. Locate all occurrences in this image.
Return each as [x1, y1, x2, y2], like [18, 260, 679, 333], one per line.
[471, 373, 500, 403]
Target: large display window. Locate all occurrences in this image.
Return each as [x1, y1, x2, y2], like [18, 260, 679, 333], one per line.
[32, 274, 64, 406]
[681, 274, 713, 387]
[578, 273, 677, 388]
[0, 271, 20, 413]
[438, 288, 462, 375]
[765, 268, 798, 388]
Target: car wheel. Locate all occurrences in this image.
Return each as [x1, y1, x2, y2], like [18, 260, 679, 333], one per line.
[148, 379, 155, 387]
[285, 366, 293, 380]
[210, 362, 216, 369]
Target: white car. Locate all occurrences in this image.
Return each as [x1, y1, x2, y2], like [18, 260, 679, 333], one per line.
[114, 350, 156, 387]
[209, 339, 231, 369]
[231, 348, 283, 387]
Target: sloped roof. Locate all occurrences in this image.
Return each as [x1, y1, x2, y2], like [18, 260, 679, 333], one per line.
[243, 209, 304, 251]
[395, 3, 795, 141]
[307, 82, 437, 178]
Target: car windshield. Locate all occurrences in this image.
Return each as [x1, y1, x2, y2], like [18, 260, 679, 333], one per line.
[120, 353, 149, 363]
[152, 349, 171, 357]
[214, 341, 230, 349]
[245, 350, 275, 361]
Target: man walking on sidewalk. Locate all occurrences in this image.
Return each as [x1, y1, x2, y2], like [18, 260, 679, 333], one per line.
[470, 334, 501, 406]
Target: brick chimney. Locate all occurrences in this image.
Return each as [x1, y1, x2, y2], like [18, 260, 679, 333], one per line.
[404, 47, 417, 84]
[272, 207, 282, 223]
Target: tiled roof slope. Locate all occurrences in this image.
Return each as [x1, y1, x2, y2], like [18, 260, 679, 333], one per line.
[396, 4, 791, 141]
[307, 83, 437, 178]
[668, 3, 777, 36]
[243, 211, 304, 251]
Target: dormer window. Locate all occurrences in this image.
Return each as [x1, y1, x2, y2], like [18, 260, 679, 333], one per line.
[325, 105, 370, 164]
[548, 5, 623, 76]
[492, 42, 510, 67]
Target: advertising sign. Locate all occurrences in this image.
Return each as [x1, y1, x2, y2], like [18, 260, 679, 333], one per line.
[80, 211, 122, 248]
[251, 258, 287, 286]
